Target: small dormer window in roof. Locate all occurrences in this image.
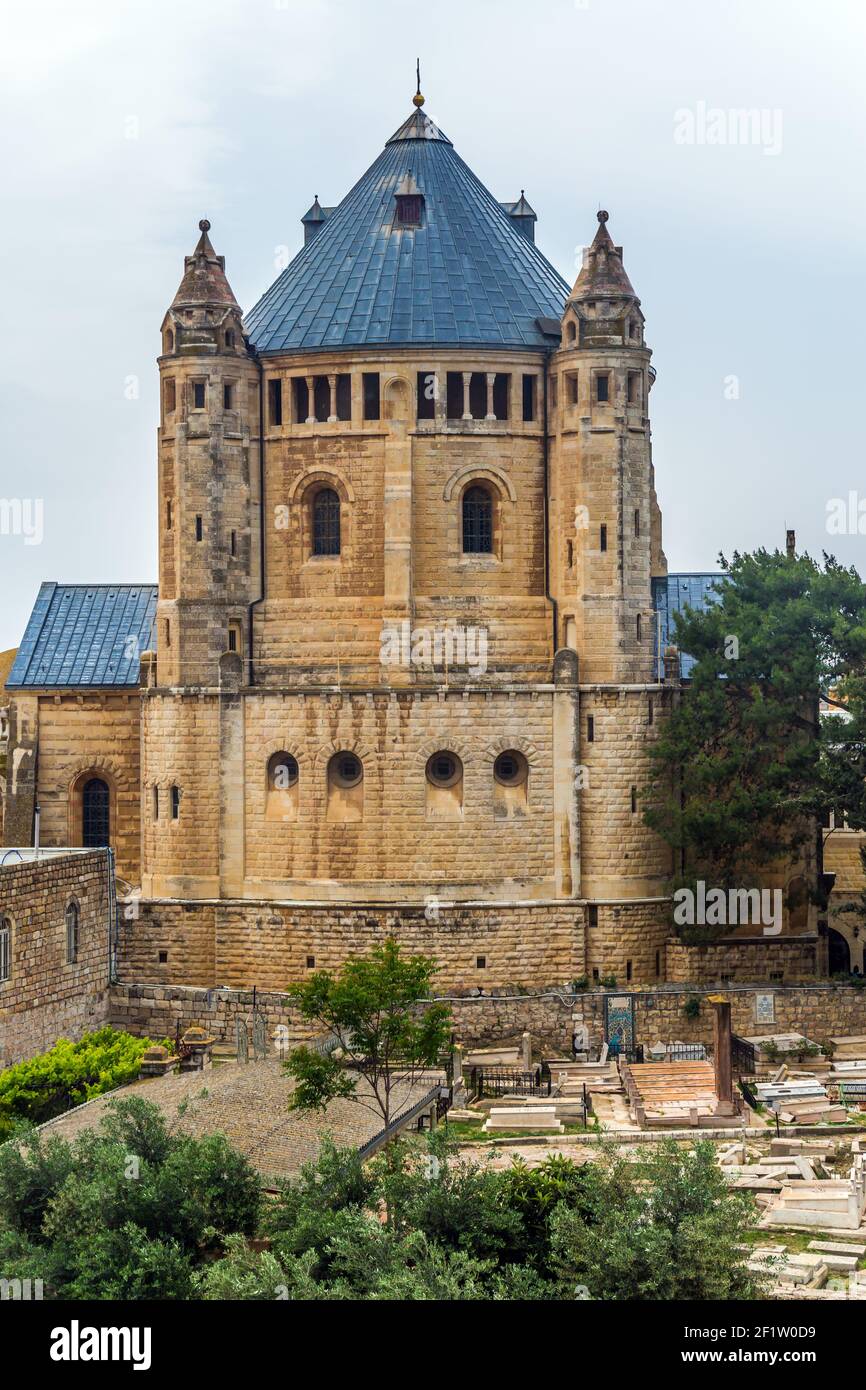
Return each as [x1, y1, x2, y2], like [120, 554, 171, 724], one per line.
[395, 171, 423, 227]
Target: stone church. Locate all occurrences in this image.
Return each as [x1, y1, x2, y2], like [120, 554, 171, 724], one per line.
[4, 90, 843, 992]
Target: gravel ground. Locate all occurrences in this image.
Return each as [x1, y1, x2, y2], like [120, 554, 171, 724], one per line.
[39, 1060, 441, 1183]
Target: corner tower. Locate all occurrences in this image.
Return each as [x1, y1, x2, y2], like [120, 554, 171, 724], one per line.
[550, 211, 666, 682]
[156, 221, 261, 687]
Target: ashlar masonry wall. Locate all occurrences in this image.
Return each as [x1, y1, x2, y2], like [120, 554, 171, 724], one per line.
[0, 849, 112, 1065]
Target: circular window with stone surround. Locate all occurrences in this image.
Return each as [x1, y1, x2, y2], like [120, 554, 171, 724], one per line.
[330, 752, 363, 789]
[425, 751, 463, 788]
[493, 750, 528, 787]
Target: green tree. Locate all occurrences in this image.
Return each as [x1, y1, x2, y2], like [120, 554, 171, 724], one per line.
[549, 1140, 764, 1300]
[645, 548, 866, 939]
[283, 940, 452, 1132]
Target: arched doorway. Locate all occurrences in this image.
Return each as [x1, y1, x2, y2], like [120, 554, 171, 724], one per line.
[81, 777, 110, 847]
[828, 927, 851, 976]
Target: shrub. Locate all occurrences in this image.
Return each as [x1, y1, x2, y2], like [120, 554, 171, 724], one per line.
[0, 1028, 158, 1138]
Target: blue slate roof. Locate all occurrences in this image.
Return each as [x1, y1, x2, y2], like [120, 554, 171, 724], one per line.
[652, 573, 725, 678]
[7, 583, 158, 689]
[244, 108, 570, 353]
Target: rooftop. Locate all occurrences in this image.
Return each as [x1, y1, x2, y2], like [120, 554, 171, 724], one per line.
[244, 103, 570, 354]
[6, 583, 158, 689]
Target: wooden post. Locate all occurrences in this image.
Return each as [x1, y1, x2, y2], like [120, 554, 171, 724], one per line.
[708, 993, 736, 1116]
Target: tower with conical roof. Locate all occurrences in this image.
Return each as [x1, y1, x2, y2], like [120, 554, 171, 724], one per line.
[551, 210, 666, 683]
[155, 220, 260, 688]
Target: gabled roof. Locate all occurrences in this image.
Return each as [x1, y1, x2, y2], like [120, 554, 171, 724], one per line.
[244, 107, 570, 353]
[652, 573, 725, 678]
[7, 584, 158, 689]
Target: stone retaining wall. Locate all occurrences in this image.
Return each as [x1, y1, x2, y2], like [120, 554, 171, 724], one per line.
[108, 979, 866, 1060]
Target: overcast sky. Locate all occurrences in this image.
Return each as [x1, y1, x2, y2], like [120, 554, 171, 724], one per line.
[2, 0, 865, 652]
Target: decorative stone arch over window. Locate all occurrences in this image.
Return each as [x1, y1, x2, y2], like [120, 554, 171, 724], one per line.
[265, 745, 306, 823]
[289, 467, 354, 563]
[483, 738, 539, 820]
[316, 739, 373, 824]
[68, 766, 118, 851]
[383, 374, 411, 426]
[418, 737, 478, 822]
[444, 465, 515, 561]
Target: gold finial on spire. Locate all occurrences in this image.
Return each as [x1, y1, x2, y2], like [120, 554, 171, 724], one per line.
[413, 58, 424, 107]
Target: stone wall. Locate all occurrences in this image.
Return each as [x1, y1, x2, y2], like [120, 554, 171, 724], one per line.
[106, 980, 866, 1061]
[117, 898, 586, 993]
[442, 983, 866, 1055]
[0, 849, 112, 1065]
[665, 936, 820, 985]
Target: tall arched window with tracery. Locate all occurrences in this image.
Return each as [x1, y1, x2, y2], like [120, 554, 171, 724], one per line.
[462, 485, 493, 554]
[82, 777, 110, 847]
[312, 487, 341, 556]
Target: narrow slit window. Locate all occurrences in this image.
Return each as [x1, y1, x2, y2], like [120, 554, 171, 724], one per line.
[164, 379, 176, 415]
[269, 379, 283, 426]
[292, 377, 308, 423]
[193, 381, 206, 409]
[628, 371, 641, 404]
[634, 508, 640, 537]
[230, 530, 237, 557]
[595, 373, 609, 403]
[417, 370, 437, 420]
[587, 715, 594, 743]
[195, 515, 203, 542]
[171, 785, 180, 820]
[223, 382, 234, 410]
[630, 785, 637, 814]
[363, 373, 380, 421]
[600, 523, 607, 552]
[65, 901, 79, 964]
[522, 373, 536, 421]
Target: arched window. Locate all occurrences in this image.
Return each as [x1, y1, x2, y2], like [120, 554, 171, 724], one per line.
[82, 778, 109, 847]
[0, 916, 10, 982]
[266, 752, 299, 822]
[312, 488, 340, 556]
[326, 751, 363, 822]
[492, 749, 529, 819]
[566, 320, 577, 343]
[462, 486, 493, 554]
[65, 900, 79, 964]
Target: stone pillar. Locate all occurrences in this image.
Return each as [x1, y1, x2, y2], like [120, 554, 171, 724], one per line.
[520, 1031, 532, 1069]
[461, 370, 472, 421]
[485, 371, 496, 421]
[382, 382, 413, 685]
[305, 375, 315, 424]
[709, 994, 736, 1115]
[327, 373, 337, 423]
[218, 652, 245, 897]
[552, 649, 581, 902]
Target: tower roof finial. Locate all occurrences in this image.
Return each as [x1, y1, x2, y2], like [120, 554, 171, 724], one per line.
[413, 58, 424, 107]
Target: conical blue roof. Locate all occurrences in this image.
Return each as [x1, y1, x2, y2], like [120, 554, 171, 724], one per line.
[244, 108, 570, 353]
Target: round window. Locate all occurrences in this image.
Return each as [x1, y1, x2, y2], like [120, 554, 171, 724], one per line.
[332, 752, 363, 788]
[269, 754, 298, 790]
[426, 751, 462, 788]
[493, 750, 528, 787]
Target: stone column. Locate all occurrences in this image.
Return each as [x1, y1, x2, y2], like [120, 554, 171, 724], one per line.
[485, 371, 496, 420]
[218, 651, 245, 897]
[305, 375, 315, 424]
[461, 371, 472, 421]
[327, 373, 337, 423]
[709, 994, 736, 1115]
[382, 382, 413, 685]
[552, 649, 581, 902]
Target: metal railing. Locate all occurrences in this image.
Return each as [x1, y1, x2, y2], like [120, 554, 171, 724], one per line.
[357, 1084, 451, 1160]
[732, 1034, 757, 1076]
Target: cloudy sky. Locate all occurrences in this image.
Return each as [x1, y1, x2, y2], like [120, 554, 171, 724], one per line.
[1, 0, 865, 651]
